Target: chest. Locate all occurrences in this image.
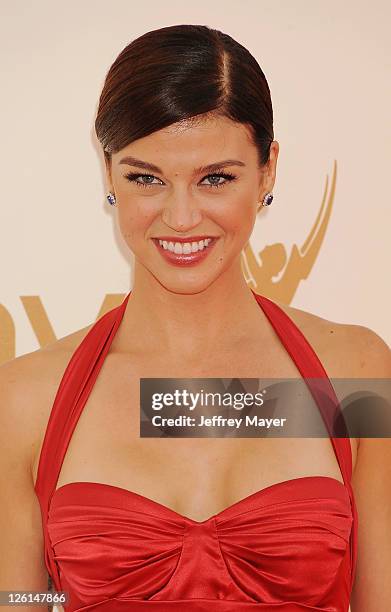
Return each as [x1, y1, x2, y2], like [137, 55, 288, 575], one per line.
[36, 344, 356, 523]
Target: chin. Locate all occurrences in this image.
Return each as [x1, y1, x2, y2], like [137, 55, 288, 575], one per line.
[151, 272, 219, 296]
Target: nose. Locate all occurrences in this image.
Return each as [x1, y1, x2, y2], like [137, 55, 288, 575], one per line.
[161, 192, 203, 231]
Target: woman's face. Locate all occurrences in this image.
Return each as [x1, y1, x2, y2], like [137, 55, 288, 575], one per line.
[106, 114, 279, 293]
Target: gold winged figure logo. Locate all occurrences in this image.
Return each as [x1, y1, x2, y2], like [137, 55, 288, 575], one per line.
[241, 161, 337, 303]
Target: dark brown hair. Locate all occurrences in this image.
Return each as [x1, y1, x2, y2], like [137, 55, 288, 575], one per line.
[95, 24, 274, 166]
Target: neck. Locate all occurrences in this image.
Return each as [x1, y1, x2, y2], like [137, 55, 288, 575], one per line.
[113, 260, 267, 360]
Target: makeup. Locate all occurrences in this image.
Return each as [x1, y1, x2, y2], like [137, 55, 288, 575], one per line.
[152, 237, 219, 266]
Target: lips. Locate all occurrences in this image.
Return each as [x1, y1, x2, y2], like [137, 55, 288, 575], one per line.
[152, 237, 218, 267]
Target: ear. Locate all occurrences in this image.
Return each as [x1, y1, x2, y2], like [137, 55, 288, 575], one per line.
[104, 153, 114, 192]
[257, 140, 279, 201]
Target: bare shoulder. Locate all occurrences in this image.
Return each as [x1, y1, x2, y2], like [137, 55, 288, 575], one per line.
[272, 298, 391, 378]
[0, 322, 95, 483]
[272, 299, 391, 477]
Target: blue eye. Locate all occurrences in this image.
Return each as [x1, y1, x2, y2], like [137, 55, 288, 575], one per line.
[124, 171, 237, 189]
[201, 172, 237, 188]
[124, 173, 162, 188]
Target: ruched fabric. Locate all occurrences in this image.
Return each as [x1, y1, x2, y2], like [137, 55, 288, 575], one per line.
[34, 290, 358, 611]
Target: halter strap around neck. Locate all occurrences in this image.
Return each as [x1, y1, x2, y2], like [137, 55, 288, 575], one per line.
[250, 289, 357, 589]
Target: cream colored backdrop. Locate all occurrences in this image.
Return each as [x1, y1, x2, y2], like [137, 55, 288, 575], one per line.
[1, 0, 390, 363]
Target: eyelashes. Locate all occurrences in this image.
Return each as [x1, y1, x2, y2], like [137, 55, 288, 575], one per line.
[123, 171, 237, 190]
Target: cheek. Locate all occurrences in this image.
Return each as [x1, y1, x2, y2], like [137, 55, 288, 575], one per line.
[118, 202, 154, 241]
[118, 209, 135, 240]
[221, 195, 255, 235]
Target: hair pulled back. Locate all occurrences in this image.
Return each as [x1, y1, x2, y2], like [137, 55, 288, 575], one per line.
[95, 24, 274, 166]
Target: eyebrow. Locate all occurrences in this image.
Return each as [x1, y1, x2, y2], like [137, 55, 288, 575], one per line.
[118, 156, 246, 174]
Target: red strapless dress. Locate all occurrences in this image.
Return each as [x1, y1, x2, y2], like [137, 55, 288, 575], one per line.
[34, 290, 358, 611]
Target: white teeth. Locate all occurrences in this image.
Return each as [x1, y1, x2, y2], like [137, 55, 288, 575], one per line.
[158, 238, 213, 254]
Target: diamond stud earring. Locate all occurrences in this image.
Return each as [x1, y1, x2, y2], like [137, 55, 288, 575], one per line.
[106, 192, 117, 206]
[262, 192, 273, 206]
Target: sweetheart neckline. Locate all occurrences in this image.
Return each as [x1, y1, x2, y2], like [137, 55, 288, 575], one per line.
[48, 475, 349, 525]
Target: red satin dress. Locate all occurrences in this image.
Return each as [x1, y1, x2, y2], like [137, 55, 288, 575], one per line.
[34, 290, 358, 611]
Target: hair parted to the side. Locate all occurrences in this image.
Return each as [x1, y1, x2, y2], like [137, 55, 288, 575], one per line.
[95, 24, 274, 167]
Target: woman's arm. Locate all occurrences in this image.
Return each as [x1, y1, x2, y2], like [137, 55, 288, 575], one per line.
[0, 357, 49, 611]
[349, 326, 391, 611]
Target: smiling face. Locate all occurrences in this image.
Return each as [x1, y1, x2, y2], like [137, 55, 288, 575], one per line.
[105, 114, 279, 294]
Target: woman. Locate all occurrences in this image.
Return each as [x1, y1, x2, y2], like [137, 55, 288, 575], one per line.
[1, 23, 390, 612]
